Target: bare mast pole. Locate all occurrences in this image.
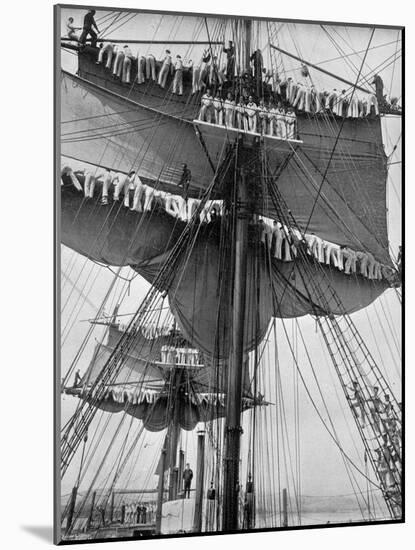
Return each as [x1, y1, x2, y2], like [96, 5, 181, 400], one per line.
[222, 18, 252, 527]
[222, 166, 249, 531]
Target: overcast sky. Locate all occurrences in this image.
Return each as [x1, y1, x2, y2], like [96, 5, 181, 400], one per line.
[59, 8, 401, 521]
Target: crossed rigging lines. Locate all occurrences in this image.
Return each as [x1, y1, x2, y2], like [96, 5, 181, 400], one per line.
[60, 17, 402, 528]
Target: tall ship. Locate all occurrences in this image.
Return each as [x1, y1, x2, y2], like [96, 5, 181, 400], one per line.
[57, 6, 402, 543]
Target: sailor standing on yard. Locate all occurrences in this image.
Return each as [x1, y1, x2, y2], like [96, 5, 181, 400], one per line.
[183, 463, 193, 498]
[178, 164, 191, 201]
[223, 40, 235, 80]
[79, 10, 99, 48]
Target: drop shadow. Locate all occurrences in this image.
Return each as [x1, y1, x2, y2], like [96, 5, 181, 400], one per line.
[21, 525, 53, 543]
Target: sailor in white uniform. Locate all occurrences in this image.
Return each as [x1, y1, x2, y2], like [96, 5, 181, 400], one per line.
[213, 92, 224, 125]
[136, 54, 146, 84]
[83, 170, 96, 199]
[340, 246, 358, 274]
[236, 99, 247, 131]
[131, 174, 145, 211]
[326, 89, 339, 113]
[267, 103, 277, 137]
[286, 77, 296, 105]
[146, 54, 156, 81]
[275, 105, 286, 139]
[285, 108, 296, 140]
[223, 92, 236, 127]
[310, 85, 321, 113]
[292, 82, 306, 111]
[324, 242, 343, 270]
[158, 50, 173, 88]
[257, 100, 268, 134]
[366, 93, 379, 116]
[347, 93, 360, 118]
[122, 45, 135, 84]
[259, 219, 273, 249]
[245, 97, 258, 132]
[172, 55, 184, 95]
[164, 194, 181, 219]
[142, 184, 156, 212]
[100, 168, 113, 205]
[334, 90, 347, 117]
[198, 89, 214, 123]
[112, 45, 125, 79]
[281, 226, 293, 261]
[97, 42, 114, 68]
[113, 171, 136, 208]
[272, 221, 284, 259]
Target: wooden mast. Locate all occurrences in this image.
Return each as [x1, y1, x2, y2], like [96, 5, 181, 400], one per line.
[155, 447, 167, 535]
[193, 430, 206, 532]
[222, 18, 253, 532]
[64, 486, 78, 535]
[222, 167, 249, 531]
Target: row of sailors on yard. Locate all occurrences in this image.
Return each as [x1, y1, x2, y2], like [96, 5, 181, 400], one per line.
[139, 324, 172, 339]
[61, 165, 393, 282]
[66, 14, 382, 120]
[96, 43, 187, 94]
[276, 77, 380, 117]
[198, 91, 297, 138]
[61, 165, 223, 223]
[160, 345, 201, 366]
[116, 322, 173, 338]
[95, 44, 379, 118]
[259, 218, 394, 282]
